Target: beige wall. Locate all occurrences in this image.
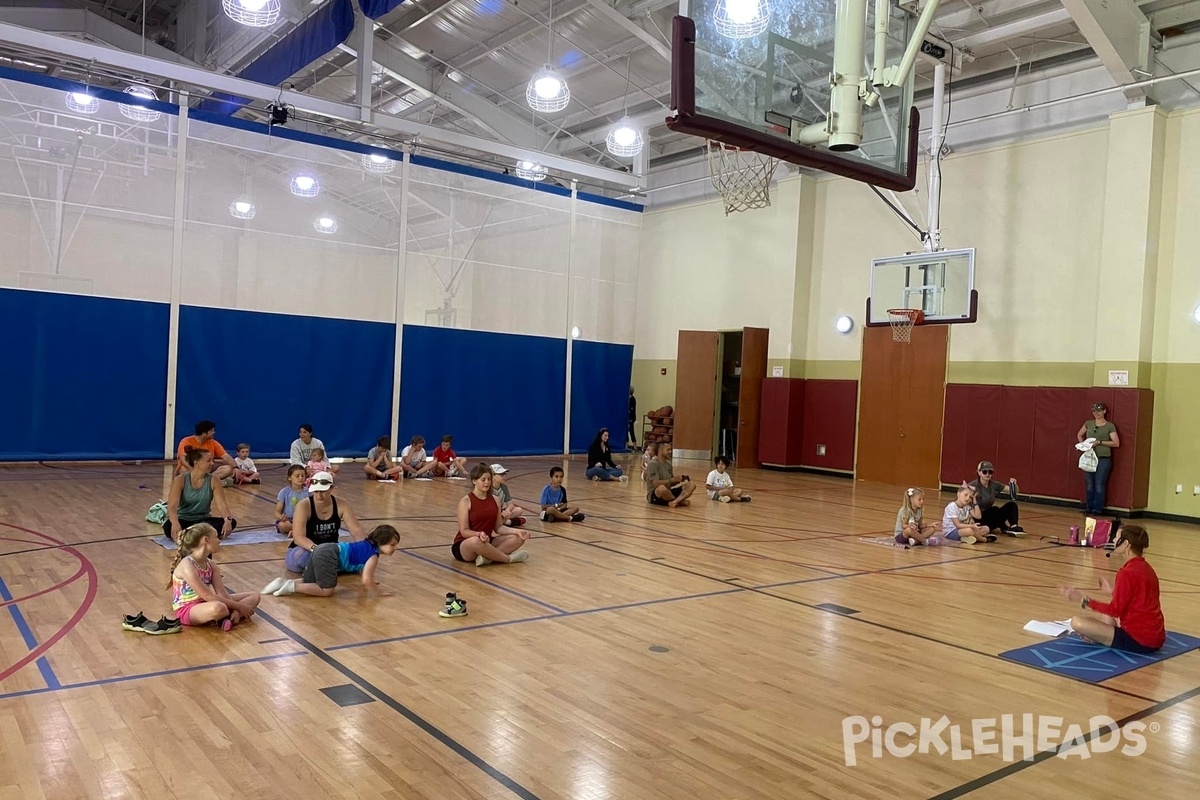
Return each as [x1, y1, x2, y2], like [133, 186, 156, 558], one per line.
[634, 107, 1200, 517]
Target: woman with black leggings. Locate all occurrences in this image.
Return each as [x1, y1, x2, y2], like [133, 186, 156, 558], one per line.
[165, 447, 237, 542]
[968, 461, 1024, 536]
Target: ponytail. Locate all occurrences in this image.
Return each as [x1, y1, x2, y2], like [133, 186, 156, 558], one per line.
[166, 523, 216, 588]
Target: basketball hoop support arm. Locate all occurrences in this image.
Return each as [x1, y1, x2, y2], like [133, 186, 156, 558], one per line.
[925, 62, 946, 252]
[795, 0, 941, 148]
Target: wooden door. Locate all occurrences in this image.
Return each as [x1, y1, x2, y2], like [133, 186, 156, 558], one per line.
[856, 324, 948, 488]
[674, 330, 719, 458]
[736, 327, 769, 467]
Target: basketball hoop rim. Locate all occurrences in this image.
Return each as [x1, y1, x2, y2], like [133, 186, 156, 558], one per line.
[886, 308, 925, 324]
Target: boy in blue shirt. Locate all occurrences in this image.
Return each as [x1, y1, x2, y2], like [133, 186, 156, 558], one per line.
[263, 525, 400, 597]
[539, 466, 584, 522]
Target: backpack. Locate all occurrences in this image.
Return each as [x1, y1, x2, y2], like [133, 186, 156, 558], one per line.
[146, 501, 168, 525]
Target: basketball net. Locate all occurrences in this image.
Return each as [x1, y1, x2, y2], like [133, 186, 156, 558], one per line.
[706, 141, 777, 215]
[887, 309, 922, 343]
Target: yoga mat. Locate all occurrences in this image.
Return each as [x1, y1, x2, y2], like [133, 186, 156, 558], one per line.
[999, 631, 1200, 682]
[150, 527, 349, 550]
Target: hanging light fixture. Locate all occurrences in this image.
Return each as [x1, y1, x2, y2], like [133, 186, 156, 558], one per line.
[606, 57, 644, 158]
[222, 0, 282, 28]
[526, 0, 570, 113]
[228, 199, 256, 220]
[514, 160, 547, 182]
[66, 91, 99, 114]
[361, 152, 396, 174]
[713, 0, 771, 39]
[313, 216, 338, 234]
[119, 86, 161, 122]
[290, 174, 320, 197]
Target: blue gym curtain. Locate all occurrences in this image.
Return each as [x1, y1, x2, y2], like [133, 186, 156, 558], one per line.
[569, 341, 634, 453]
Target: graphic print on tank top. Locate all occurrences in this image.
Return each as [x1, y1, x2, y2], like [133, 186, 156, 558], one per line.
[305, 496, 342, 546]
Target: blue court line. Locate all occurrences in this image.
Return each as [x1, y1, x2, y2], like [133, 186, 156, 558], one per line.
[0, 572, 60, 689]
[402, 550, 568, 614]
[0, 650, 306, 701]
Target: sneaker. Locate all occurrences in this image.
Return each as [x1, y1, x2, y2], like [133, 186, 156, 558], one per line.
[908, 537, 918, 547]
[439, 599, 468, 618]
[719, 495, 732, 503]
[1008, 525, 1025, 535]
[141, 617, 182, 635]
[984, 533, 998, 543]
[570, 513, 586, 522]
[959, 535, 978, 545]
[539, 510, 550, 522]
[122, 612, 148, 632]
[739, 496, 752, 502]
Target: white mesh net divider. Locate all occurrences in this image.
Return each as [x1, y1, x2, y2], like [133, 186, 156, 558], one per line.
[706, 141, 778, 215]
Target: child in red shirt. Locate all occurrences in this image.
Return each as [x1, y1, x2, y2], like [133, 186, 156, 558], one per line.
[432, 434, 466, 478]
[1060, 524, 1165, 652]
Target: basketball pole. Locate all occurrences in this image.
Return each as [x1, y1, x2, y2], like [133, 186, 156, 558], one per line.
[925, 63, 946, 254]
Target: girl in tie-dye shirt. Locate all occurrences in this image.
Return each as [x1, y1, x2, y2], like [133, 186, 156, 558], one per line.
[168, 524, 259, 631]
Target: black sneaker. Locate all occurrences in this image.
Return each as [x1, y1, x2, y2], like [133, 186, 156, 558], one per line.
[122, 612, 148, 632]
[739, 496, 752, 502]
[141, 617, 182, 635]
[439, 598, 467, 618]
[1007, 525, 1025, 535]
[984, 533, 998, 543]
[570, 513, 586, 522]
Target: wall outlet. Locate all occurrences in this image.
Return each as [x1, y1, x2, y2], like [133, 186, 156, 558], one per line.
[1177, 484, 1184, 494]
[817, 444, 827, 456]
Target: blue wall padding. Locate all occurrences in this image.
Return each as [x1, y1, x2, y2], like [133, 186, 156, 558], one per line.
[0, 288, 168, 460]
[360, 0, 407, 18]
[198, 0, 356, 115]
[174, 306, 393, 459]
[569, 340, 634, 454]
[399, 325, 566, 457]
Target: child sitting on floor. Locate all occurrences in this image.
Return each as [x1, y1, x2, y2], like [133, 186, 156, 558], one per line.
[400, 436, 435, 479]
[305, 447, 331, 487]
[942, 484, 994, 545]
[895, 487, 941, 546]
[706, 455, 751, 503]
[234, 443, 260, 485]
[168, 523, 259, 631]
[275, 465, 309, 536]
[540, 466, 584, 522]
[491, 465, 527, 527]
[640, 442, 658, 482]
[365, 436, 403, 481]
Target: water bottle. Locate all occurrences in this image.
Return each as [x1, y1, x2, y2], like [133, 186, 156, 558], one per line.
[1068, 525, 1080, 546]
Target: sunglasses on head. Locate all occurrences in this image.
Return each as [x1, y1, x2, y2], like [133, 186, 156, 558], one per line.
[311, 478, 333, 486]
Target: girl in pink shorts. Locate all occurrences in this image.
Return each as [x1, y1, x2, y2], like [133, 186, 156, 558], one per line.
[169, 523, 259, 630]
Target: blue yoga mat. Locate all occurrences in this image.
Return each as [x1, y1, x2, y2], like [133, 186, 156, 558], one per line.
[1000, 631, 1200, 682]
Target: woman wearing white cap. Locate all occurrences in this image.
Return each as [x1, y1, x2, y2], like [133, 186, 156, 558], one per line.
[967, 461, 1023, 535]
[284, 471, 369, 574]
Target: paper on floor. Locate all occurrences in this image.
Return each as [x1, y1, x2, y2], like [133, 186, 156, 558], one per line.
[1023, 619, 1074, 637]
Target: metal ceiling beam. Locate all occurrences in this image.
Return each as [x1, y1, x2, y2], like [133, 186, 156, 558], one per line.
[0, 7, 193, 64]
[0, 21, 640, 188]
[954, 7, 1074, 51]
[1060, 0, 1154, 100]
[339, 18, 548, 146]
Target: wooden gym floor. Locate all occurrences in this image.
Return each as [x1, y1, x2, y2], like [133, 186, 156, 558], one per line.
[1, 455, 1198, 799]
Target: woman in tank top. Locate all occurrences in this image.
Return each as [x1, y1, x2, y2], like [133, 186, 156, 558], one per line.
[165, 447, 237, 541]
[451, 462, 531, 567]
[286, 471, 369, 573]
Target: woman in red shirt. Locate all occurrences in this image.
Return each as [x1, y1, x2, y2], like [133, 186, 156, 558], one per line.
[1060, 525, 1165, 653]
[452, 463, 531, 567]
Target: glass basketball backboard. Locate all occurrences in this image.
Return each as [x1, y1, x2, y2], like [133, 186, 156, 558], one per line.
[669, 0, 924, 191]
[867, 248, 977, 325]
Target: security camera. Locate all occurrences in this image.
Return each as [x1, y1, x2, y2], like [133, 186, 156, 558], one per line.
[918, 34, 955, 67]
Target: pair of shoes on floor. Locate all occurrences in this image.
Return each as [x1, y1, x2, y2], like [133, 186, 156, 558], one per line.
[475, 550, 530, 567]
[123, 611, 181, 635]
[440, 596, 468, 618]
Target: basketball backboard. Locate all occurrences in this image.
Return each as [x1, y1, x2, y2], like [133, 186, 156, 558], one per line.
[867, 248, 977, 325]
[669, 0, 923, 191]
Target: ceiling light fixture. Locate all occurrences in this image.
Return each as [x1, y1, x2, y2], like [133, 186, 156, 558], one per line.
[714, 0, 771, 39]
[314, 216, 338, 234]
[228, 199, 256, 220]
[222, 0, 282, 28]
[606, 56, 643, 158]
[291, 174, 319, 197]
[361, 152, 396, 174]
[514, 160, 547, 182]
[66, 91, 99, 114]
[118, 86, 161, 122]
[526, 0, 570, 113]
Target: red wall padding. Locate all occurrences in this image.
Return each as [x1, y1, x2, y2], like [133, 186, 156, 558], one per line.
[801, 380, 858, 472]
[942, 384, 1152, 510]
[758, 378, 857, 471]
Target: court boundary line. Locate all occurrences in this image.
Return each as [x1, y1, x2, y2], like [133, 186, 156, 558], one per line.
[0, 572, 59, 689]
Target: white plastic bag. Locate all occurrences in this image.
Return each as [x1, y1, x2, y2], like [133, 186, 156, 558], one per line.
[1078, 448, 1098, 473]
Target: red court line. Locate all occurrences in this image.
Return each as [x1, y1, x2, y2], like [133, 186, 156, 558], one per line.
[0, 522, 99, 683]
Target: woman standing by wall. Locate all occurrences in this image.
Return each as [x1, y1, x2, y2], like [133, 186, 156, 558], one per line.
[1077, 402, 1119, 514]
